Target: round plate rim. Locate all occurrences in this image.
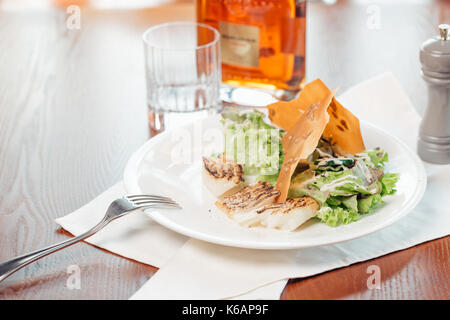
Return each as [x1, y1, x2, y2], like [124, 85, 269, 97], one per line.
[123, 118, 427, 250]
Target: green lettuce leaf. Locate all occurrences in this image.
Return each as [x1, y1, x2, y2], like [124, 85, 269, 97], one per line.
[221, 110, 284, 179]
[357, 194, 382, 213]
[317, 193, 384, 227]
[288, 184, 329, 206]
[356, 148, 389, 169]
[341, 195, 358, 212]
[380, 173, 400, 196]
[316, 206, 360, 227]
[292, 149, 399, 227]
[310, 170, 378, 196]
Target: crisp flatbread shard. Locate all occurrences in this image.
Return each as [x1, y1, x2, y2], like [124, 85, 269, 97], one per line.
[275, 90, 336, 202]
[268, 79, 365, 155]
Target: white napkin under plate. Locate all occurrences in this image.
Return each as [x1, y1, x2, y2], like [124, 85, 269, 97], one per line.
[56, 73, 450, 300]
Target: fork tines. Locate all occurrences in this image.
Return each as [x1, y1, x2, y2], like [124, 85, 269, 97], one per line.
[125, 194, 181, 209]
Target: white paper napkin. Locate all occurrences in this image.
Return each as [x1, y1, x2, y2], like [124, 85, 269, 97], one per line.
[56, 73, 450, 300]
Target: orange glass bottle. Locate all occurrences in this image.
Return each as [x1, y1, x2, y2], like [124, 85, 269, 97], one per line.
[197, 0, 306, 102]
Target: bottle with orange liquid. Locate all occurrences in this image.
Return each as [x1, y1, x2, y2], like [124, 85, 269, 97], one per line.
[197, 0, 307, 104]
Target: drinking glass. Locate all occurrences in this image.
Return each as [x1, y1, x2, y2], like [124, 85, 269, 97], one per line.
[143, 22, 221, 137]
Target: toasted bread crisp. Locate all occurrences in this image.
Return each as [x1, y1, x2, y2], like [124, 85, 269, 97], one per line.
[274, 90, 336, 202]
[268, 79, 365, 155]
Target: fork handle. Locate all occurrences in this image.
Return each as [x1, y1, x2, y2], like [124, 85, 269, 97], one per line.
[0, 217, 109, 283]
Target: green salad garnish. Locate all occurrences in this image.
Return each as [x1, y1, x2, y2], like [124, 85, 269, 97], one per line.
[221, 109, 285, 185]
[218, 110, 399, 227]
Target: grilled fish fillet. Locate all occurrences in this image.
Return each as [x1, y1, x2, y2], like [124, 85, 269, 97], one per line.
[216, 181, 280, 214]
[254, 197, 319, 231]
[216, 181, 319, 231]
[202, 154, 244, 197]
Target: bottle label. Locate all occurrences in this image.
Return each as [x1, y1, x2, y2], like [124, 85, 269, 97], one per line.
[219, 21, 259, 67]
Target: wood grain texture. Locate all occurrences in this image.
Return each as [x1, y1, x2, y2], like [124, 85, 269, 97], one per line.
[0, 3, 193, 299]
[0, 0, 449, 300]
[282, 237, 450, 300]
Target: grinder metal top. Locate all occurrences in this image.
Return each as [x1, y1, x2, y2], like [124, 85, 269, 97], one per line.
[420, 24, 450, 76]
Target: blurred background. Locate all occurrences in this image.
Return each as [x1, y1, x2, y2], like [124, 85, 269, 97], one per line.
[1, 0, 448, 113]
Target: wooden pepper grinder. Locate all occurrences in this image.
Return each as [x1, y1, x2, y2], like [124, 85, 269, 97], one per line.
[418, 24, 450, 164]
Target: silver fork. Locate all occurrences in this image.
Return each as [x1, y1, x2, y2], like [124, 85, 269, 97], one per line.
[0, 195, 181, 283]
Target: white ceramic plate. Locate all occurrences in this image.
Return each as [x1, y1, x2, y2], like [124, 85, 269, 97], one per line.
[124, 115, 426, 250]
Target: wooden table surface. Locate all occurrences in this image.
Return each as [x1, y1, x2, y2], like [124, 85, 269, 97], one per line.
[0, 0, 449, 300]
